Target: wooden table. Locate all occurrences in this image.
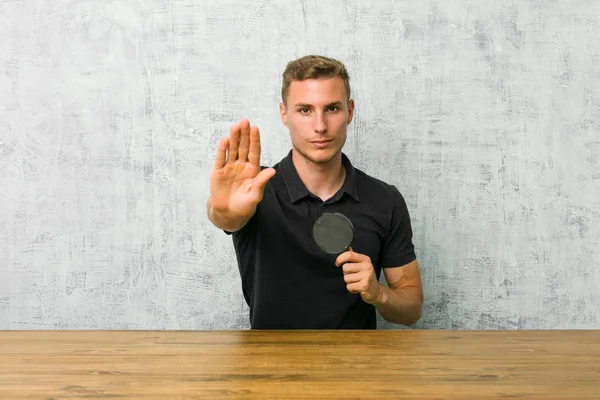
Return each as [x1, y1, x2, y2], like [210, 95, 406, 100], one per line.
[1, 330, 599, 399]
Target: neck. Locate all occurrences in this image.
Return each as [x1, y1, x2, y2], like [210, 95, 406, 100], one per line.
[291, 149, 346, 201]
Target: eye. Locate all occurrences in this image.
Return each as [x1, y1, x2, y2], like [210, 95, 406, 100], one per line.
[327, 106, 338, 112]
[299, 108, 310, 114]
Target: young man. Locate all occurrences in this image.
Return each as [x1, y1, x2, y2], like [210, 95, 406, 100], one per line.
[207, 55, 423, 329]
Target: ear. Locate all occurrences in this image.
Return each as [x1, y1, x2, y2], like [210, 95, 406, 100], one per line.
[279, 102, 288, 127]
[347, 99, 355, 125]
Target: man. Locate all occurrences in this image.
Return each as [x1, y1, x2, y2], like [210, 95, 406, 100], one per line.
[207, 55, 423, 329]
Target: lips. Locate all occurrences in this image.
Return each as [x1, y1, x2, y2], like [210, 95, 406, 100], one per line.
[311, 140, 331, 149]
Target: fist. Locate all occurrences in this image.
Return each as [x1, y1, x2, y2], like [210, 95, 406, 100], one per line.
[335, 248, 382, 304]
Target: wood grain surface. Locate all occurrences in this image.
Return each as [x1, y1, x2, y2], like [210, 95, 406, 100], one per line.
[1, 330, 599, 399]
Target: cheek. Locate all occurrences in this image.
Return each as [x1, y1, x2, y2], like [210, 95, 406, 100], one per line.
[287, 124, 302, 145]
[288, 117, 309, 135]
[332, 113, 349, 127]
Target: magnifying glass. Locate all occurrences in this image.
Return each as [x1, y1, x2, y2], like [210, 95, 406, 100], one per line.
[312, 212, 354, 255]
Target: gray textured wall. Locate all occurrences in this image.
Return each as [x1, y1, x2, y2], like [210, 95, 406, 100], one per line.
[1, 0, 599, 330]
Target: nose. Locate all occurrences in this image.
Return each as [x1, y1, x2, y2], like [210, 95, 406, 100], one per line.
[313, 111, 326, 134]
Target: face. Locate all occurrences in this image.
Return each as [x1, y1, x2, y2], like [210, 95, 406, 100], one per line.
[280, 77, 354, 165]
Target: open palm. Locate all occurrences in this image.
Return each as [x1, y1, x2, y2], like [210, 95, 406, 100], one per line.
[210, 119, 276, 219]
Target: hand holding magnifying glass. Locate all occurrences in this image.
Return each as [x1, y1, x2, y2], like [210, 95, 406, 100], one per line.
[312, 212, 382, 304]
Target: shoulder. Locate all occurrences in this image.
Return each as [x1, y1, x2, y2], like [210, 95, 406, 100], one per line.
[354, 167, 407, 206]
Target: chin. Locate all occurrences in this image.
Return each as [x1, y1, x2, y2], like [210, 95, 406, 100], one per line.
[296, 146, 341, 164]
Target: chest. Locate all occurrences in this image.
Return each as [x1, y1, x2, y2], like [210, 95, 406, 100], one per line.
[257, 191, 389, 271]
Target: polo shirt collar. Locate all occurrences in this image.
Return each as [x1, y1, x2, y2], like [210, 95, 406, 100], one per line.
[279, 150, 360, 203]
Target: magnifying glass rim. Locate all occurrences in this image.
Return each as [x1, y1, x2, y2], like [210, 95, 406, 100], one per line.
[311, 211, 355, 254]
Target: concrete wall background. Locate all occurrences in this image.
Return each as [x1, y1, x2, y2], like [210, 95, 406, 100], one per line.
[1, 0, 598, 330]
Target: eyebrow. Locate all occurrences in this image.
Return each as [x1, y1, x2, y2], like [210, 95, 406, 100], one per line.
[294, 101, 344, 109]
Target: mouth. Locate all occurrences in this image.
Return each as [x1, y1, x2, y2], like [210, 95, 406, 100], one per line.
[311, 140, 332, 148]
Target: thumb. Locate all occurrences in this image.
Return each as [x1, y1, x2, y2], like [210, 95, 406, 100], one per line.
[252, 168, 276, 191]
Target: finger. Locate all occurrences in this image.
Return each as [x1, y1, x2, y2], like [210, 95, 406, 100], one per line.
[238, 119, 251, 162]
[214, 137, 229, 170]
[345, 282, 362, 294]
[336, 249, 368, 267]
[343, 272, 363, 284]
[227, 123, 241, 164]
[248, 124, 261, 167]
[342, 262, 366, 275]
[252, 167, 276, 191]
[335, 249, 355, 266]
[346, 247, 370, 262]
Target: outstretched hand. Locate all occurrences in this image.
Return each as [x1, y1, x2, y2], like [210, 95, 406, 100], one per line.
[209, 119, 276, 219]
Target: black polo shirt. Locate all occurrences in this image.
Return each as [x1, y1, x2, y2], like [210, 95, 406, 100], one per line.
[225, 150, 416, 329]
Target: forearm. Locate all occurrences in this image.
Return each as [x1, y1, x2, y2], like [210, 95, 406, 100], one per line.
[372, 284, 423, 326]
[206, 197, 253, 232]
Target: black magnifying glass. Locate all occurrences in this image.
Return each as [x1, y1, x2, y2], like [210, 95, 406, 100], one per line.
[311, 212, 354, 255]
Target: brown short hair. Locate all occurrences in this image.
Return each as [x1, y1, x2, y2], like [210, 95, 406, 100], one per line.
[281, 55, 351, 105]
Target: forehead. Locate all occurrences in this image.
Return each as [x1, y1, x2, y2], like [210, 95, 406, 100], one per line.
[287, 77, 347, 104]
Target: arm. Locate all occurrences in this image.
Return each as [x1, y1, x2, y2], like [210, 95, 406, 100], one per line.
[373, 259, 423, 326]
[374, 184, 423, 325]
[336, 251, 424, 326]
[206, 196, 254, 233]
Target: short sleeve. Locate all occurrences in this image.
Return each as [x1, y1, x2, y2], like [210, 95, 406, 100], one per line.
[379, 185, 417, 268]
